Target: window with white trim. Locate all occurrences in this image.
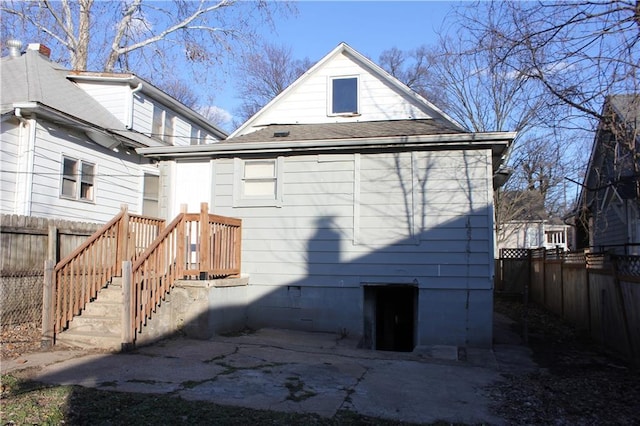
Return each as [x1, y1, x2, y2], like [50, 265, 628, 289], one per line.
[151, 104, 176, 144]
[329, 76, 359, 115]
[142, 173, 159, 217]
[61, 156, 95, 201]
[233, 157, 283, 207]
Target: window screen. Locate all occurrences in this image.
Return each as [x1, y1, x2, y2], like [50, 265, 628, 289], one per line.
[332, 77, 358, 114]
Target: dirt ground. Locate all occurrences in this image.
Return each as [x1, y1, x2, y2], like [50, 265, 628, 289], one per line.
[2, 299, 639, 425]
[490, 296, 640, 425]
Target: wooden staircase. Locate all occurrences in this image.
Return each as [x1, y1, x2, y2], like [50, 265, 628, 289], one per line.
[43, 203, 242, 351]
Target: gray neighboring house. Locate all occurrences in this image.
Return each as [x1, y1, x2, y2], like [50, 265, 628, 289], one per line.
[1, 41, 226, 223]
[571, 94, 640, 255]
[139, 43, 516, 350]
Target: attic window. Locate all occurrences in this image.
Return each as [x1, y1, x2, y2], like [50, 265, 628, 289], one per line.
[330, 76, 359, 115]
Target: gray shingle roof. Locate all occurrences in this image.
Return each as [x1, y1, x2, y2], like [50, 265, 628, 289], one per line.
[226, 119, 465, 144]
[1, 48, 125, 131]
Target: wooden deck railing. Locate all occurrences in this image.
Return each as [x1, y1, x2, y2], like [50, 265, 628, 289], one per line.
[44, 206, 164, 343]
[123, 203, 242, 346]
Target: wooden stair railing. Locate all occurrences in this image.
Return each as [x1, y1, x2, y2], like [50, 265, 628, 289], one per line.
[123, 203, 242, 348]
[43, 206, 164, 345]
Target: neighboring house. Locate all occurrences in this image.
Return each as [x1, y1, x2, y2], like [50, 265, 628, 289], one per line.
[499, 221, 569, 251]
[138, 43, 516, 350]
[497, 190, 570, 251]
[0, 40, 226, 223]
[570, 94, 640, 255]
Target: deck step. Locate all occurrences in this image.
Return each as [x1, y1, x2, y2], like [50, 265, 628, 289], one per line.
[66, 315, 122, 335]
[56, 330, 121, 351]
[81, 300, 120, 317]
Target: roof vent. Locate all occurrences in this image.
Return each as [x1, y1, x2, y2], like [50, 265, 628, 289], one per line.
[6, 39, 22, 58]
[273, 131, 290, 138]
[27, 43, 51, 58]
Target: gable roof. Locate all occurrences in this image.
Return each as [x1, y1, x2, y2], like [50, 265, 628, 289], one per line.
[229, 42, 466, 138]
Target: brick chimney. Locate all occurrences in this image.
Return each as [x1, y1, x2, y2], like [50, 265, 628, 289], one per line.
[27, 43, 51, 58]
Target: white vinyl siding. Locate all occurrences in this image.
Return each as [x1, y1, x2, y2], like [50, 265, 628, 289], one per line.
[239, 51, 434, 129]
[0, 119, 21, 213]
[27, 120, 148, 222]
[74, 81, 129, 125]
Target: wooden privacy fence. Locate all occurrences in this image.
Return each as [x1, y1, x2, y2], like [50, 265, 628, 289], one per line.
[123, 203, 242, 347]
[1, 214, 101, 327]
[497, 248, 640, 362]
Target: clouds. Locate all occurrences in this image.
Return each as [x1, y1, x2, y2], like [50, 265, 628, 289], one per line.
[198, 105, 234, 132]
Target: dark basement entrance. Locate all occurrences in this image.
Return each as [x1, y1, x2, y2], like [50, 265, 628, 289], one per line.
[363, 285, 417, 352]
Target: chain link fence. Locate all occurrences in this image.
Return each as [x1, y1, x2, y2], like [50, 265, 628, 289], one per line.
[1, 269, 43, 359]
[1, 269, 44, 327]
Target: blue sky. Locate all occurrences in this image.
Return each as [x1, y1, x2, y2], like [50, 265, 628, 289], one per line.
[214, 1, 461, 125]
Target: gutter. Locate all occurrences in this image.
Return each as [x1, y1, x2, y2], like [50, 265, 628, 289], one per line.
[12, 102, 164, 149]
[14, 108, 36, 215]
[137, 131, 516, 159]
[126, 83, 143, 129]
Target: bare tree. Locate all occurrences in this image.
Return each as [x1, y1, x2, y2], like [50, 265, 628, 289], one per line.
[234, 42, 313, 124]
[378, 45, 446, 108]
[158, 79, 199, 109]
[1, 0, 292, 75]
[458, 1, 640, 126]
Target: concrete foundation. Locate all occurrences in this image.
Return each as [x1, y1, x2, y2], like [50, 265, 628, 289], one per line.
[137, 276, 249, 345]
[137, 278, 493, 349]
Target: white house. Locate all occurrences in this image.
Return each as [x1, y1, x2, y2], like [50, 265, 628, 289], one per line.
[0, 40, 226, 223]
[499, 221, 570, 251]
[139, 43, 516, 350]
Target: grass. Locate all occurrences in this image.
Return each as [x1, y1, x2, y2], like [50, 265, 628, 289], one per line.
[1, 374, 421, 426]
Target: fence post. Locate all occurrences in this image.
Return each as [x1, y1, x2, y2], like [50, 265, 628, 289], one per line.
[612, 257, 636, 361]
[121, 260, 134, 352]
[199, 202, 210, 279]
[48, 225, 58, 263]
[41, 260, 55, 348]
[523, 249, 531, 344]
[560, 248, 565, 319]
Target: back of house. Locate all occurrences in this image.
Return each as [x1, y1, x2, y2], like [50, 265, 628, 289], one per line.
[139, 43, 516, 349]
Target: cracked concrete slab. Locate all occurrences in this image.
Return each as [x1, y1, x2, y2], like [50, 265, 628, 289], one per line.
[3, 326, 534, 424]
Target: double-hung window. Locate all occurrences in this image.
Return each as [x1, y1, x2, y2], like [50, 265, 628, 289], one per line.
[152, 104, 176, 143]
[329, 76, 359, 115]
[61, 156, 95, 202]
[233, 157, 283, 207]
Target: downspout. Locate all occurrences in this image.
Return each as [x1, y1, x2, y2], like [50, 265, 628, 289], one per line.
[15, 108, 36, 215]
[126, 83, 143, 129]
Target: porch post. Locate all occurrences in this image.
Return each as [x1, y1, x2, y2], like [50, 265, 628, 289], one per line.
[121, 260, 134, 351]
[199, 202, 210, 278]
[117, 204, 130, 271]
